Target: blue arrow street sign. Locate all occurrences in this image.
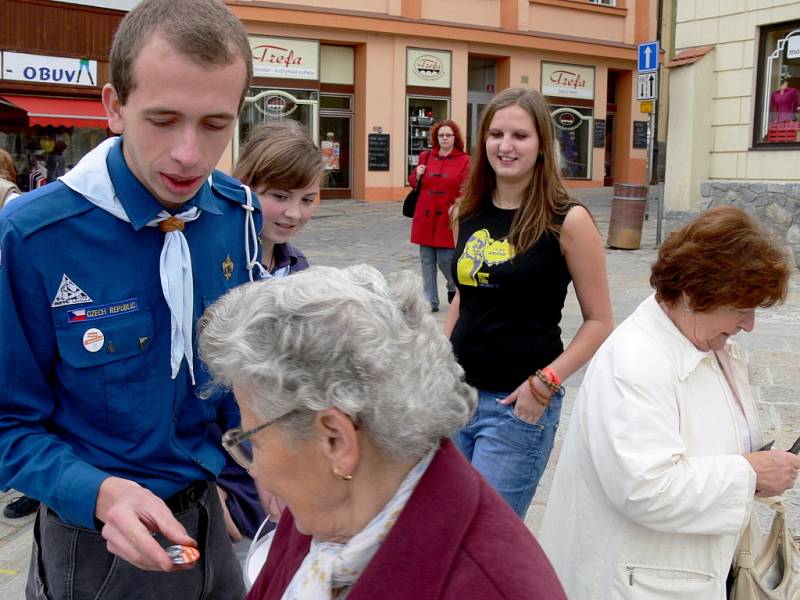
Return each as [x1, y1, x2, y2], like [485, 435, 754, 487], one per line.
[638, 41, 659, 73]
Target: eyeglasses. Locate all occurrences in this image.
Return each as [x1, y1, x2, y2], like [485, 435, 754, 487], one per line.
[438, 133, 454, 138]
[222, 413, 288, 469]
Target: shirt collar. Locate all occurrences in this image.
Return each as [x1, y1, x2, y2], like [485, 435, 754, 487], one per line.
[106, 137, 222, 231]
[272, 242, 297, 271]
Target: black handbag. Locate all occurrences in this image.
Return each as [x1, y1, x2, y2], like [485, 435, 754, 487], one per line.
[402, 152, 430, 218]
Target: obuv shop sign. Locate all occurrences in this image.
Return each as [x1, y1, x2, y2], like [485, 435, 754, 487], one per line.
[2, 52, 98, 87]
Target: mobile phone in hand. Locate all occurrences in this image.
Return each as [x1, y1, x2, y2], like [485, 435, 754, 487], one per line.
[788, 435, 800, 455]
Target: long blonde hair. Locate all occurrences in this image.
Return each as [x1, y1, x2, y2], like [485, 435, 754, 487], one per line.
[458, 87, 574, 253]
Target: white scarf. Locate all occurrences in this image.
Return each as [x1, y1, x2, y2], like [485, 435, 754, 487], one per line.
[281, 447, 437, 600]
[61, 137, 202, 382]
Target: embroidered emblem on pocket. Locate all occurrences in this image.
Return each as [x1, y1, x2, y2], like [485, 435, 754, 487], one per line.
[222, 255, 234, 281]
[51, 274, 93, 308]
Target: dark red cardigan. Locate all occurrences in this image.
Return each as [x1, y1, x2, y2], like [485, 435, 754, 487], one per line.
[247, 440, 566, 599]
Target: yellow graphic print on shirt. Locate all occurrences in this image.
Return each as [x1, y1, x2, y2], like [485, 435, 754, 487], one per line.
[457, 229, 516, 287]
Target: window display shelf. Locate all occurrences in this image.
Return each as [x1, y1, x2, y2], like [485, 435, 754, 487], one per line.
[406, 95, 450, 173]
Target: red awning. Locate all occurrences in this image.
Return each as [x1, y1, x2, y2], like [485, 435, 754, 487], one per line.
[0, 95, 108, 129]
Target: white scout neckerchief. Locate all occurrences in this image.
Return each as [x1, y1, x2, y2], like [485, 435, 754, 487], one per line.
[60, 136, 260, 383]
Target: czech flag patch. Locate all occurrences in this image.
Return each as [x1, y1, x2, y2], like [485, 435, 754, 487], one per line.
[67, 309, 87, 323]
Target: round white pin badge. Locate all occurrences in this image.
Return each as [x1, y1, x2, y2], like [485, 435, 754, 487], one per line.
[82, 328, 105, 352]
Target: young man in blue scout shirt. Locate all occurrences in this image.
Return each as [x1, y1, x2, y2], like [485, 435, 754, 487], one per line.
[0, 0, 261, 597]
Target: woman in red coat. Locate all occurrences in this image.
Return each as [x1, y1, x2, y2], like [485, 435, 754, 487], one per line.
[409, 120, 470, 312]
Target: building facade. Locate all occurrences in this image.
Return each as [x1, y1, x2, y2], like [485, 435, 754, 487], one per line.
[663, 0, 800, 264]
[225, 0, 658, 200]
[0, 0, 120, 192]
[2, 0, 660, 202]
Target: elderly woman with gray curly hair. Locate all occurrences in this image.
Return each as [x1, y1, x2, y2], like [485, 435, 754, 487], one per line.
[199, 264, 566, 600]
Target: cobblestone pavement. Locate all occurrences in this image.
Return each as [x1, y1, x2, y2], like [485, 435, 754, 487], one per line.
[1, 188, 798, 598]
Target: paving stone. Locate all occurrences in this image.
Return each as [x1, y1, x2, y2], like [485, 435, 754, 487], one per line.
[758, 385, 800, 404]
[749, 350, 800, 366]
[748, 363, 772, 385]
[756, 402, 800, 437]
[769, 365, 800, 386]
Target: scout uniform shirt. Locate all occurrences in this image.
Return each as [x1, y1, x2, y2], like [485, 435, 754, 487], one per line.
[0, 137, 261, 529]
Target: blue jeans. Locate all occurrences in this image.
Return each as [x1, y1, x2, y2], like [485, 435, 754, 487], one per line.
[454, 388, 564, 518]
[419, 245, 455, 309]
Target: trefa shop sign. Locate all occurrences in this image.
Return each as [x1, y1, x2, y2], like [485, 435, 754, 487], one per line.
[249, 36, 320, 80]
[407, 48, 452, 89]
[2, 52, 98, 87]
[541, 62, 595, 100]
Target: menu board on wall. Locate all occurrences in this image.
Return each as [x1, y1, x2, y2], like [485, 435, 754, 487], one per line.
[368, 134, 390, 171]
[593, 119, 606, 148]
[541, 62, 595, 100]
[633, 121, 649, 149]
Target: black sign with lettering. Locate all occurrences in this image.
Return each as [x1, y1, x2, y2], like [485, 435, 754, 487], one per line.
[632, 120, 649, 149]
[368, 134, 390, 171]
[593, 119, 606, 148]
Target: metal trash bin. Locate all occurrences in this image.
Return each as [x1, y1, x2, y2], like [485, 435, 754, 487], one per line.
[607, 183, 648, 250]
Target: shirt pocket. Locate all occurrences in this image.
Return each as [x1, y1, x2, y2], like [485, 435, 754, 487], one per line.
[55, 309, 163, 435]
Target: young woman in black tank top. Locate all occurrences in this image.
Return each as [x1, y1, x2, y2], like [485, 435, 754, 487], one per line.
[444, 87, 613, 518]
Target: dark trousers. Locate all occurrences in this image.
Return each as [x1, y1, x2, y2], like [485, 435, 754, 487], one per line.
[419, 245, 456, 309]
[26, 482, 245, 600]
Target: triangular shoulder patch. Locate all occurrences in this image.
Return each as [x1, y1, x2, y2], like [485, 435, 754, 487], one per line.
[51, 274, 94, 308]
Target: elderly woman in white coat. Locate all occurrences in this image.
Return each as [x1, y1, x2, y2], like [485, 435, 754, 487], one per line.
[539, 206, 800, 600]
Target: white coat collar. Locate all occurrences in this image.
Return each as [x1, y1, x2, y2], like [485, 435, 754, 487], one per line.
[632, 294, 715, 381]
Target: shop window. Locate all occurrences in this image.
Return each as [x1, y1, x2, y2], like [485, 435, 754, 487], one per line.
[551, 106, 593, 180]
[0, 126, 107, 193]
[754, 21, 800, 147]
[236, 87, 319, 160]
[320, 95, 352, 112]
[406, 96, 450, 176]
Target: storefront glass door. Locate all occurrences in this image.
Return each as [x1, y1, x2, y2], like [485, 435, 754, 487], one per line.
[320, 93, 353, 198]
[320, 115, 351, 194]
[466, 92, 493, 154]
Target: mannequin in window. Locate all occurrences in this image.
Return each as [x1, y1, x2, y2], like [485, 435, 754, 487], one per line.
[770, 73, 799, 123]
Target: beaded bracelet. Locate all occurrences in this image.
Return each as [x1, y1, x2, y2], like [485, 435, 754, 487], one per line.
[535, 369, 561, 394]
[541, 366, 561, 387]
[527, 375, 551, 407]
